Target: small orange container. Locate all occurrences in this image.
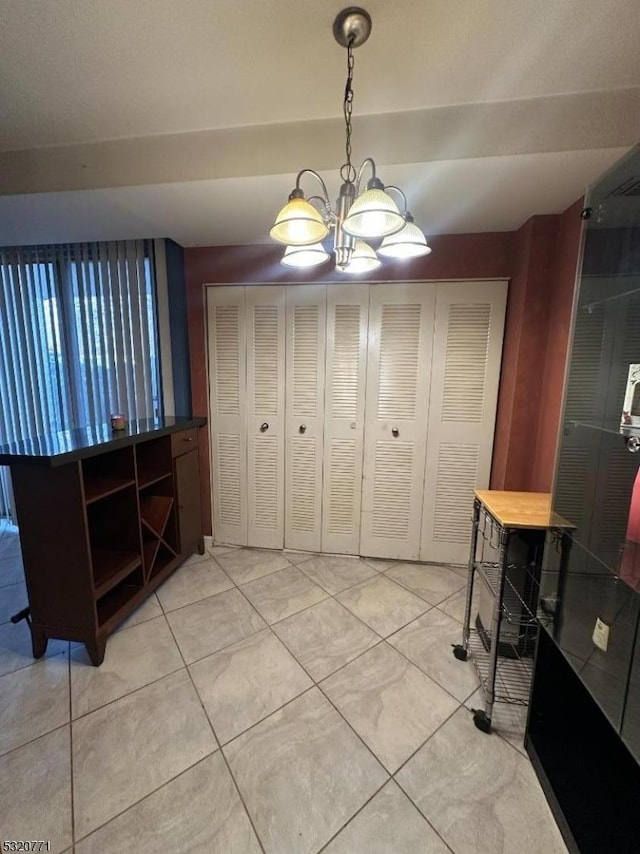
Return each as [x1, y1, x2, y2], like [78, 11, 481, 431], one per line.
[110, 414, 126, 431]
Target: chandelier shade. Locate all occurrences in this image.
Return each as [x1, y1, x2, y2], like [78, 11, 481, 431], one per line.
[343, 240, 381, 273]
[378, 217, 432, 259]
[341, 185, 405, 239]
[281, 242, 330, 268]
[269, 8, 431, 274]
[269, 197, 330, 246]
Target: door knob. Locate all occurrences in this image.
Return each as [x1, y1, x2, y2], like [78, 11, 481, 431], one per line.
[392, 427, 399, 437]
[260, 422, 269, 432]
[299, 424, 307, 434]
[627, 436, 640, 453]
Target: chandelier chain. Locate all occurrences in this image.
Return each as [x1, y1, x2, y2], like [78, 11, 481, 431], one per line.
[340, 35, 357, 184]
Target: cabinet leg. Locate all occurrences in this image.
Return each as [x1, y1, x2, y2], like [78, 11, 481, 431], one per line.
[85, 638, 107, 666]
[197, 537, 205, 556]
[31, 627, 49, 659]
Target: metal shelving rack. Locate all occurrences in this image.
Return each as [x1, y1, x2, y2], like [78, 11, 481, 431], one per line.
[453, 490, 573, 733]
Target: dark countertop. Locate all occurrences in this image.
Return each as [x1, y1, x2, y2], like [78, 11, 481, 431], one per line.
[0, 415, 206, 467]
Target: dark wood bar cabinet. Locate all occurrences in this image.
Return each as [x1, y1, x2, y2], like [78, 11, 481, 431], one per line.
[0, 416, 206, 665]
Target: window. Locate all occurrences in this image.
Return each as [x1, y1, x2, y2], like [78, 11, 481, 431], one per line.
[0, 240, 163, 518]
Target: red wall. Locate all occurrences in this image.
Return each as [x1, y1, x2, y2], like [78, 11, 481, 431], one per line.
[532, 199, 584, 491]
[490, 200, 583, 491]
[186, 221, 581, 535]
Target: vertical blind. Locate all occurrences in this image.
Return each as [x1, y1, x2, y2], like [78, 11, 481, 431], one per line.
[0, 240, 162, 519]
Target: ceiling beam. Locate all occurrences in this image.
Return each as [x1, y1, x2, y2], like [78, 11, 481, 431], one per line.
[1, 88, 639, 196]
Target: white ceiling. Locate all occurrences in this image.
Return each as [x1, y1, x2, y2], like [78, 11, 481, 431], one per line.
[0, 0, 639, 246]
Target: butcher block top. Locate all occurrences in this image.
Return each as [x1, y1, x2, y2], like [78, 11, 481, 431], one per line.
[474, 490, 574, 530]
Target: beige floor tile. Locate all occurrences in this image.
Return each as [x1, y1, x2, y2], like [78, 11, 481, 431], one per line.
[0, 555, 24, 588]
[273, 598, 379, 681]
[389, 608, 480, 701]
[0, 579, 28, 624]
[71, 616, 184, 718]
[321, 643, 458, 772]
[208, 544, 240, 557]
[283, 550, 318, 565]
[240, 565, 328, 624]
[0, 531, 21, 561]
[323, 781, 449, 854]
[190, 628, 313, 743]
[225, 687, 388, 854]
[386, 562, 466, 605]
[361, 558, 399, 572]
[156, 556, 233, 612]
[180, 550, 213, 567]
[75, 752, 261, 854]
[396, 708, 568, 854]
[0, 726, 72, 853]
[0, 619, 68, 678]
[0, 651, 69, 756]
[217, 548, 291, 584]
[439, 584, 478, 624]
[337, 575, 430, 637]
[72, 669, 217, 839]
[116, 592, 163, 631]
[166, 587, 265, 664]
[298, 554, 377, 594]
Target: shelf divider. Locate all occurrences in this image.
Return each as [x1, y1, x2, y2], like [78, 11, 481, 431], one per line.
[140, 495, 174, 537]
[137, 470, 173, 490]
[84, 477, 136, 504]
[92, 550, 142, 599]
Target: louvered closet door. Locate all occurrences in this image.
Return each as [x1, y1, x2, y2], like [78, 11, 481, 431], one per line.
[207, 286, 247, 545]
[420, 281, 507, 564]
[322, 284, 370, 554]
[285, 285, 327, 552]
[246, 286, 285, 549]
[360, 284, 435, 560]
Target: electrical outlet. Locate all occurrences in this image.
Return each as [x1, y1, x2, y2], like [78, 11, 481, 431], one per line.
[592, 617, 610, 652]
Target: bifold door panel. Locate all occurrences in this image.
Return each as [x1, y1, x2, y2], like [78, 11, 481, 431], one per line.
[246, 286, 286, 549]
[360, 284, 435, 560]
[207, 287, 248, 545]
[285, 285, 327, 552]
[419, 281, 508, 564]
[322, 284, 370, 554]
[207, 280, 507, 562]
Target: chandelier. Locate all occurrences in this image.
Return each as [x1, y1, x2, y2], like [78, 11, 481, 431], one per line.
[269, 7, 431, 273]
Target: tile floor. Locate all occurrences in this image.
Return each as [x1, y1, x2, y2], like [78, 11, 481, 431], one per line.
[0, 520, 567, 854]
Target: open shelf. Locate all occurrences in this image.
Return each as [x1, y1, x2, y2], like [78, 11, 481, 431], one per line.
[149, 542, 177, 580]
[84, 476, 136, 504]
[143, 529, 176, 579]
[467, 627, 533, 706]
[140, 494, 174, 537]
[475, 562, 538, 625]
[96, 566, 144, 628]
[137, 470, 173, 490]
[136, 435, 172, 491]
[82, 446, 135, 505]
[92, 549, 142, 599]
[86, 485, 141, 595]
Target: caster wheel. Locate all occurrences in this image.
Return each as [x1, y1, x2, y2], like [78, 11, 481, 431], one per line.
[452, 644, 468, 661]
[472, 709, 492, 733]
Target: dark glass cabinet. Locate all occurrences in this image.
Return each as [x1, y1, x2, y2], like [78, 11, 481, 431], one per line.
[526, 147, 640, 853]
